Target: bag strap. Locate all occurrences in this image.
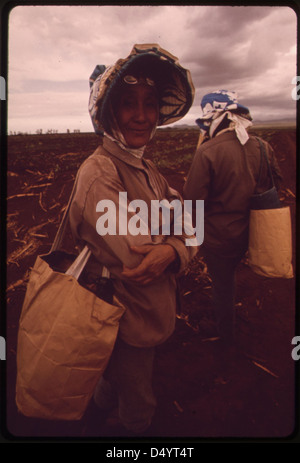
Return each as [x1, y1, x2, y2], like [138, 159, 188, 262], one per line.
[50, 168, 110, 280]
[255, 137, 275, 191]
[50, 173, 80, 252]
[48, 172, 91, 279]
[65, 245, 91, 279]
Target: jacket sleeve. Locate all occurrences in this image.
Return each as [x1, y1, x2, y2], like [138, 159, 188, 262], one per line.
[160, 182, 198, 271]
[266, 141, 283, 189]
[69, 156, 152, 273]
[183, 147, 211, 201]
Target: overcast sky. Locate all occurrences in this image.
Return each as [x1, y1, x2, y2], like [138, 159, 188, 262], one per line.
[7, 4, 297, 134]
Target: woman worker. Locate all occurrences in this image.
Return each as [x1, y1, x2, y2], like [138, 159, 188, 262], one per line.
[183, 90, 282, 347]
[69, 44, 197, 435]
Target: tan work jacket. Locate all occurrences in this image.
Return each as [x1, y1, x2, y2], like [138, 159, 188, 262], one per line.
[183, 131, 281, 255]
[69, 136, 197, 347]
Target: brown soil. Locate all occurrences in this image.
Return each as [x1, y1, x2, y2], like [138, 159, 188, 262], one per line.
[3, 128, 298, 442]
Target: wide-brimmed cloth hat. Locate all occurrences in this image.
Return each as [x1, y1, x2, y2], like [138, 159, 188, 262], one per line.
[89, 43, 195, 135]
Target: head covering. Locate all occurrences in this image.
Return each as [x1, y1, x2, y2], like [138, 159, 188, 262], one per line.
[89, 43, 195, 139]
[195, 90, 252, 145]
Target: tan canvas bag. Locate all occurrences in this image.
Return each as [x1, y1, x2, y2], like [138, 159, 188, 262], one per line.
[248, 206, 293, 279]
[248, 138, 293, 279]
[15, 176, 125, 421]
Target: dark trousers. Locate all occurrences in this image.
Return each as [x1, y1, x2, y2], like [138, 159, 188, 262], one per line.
[203, 245, 246, 343]
[94, 338, 156, 433]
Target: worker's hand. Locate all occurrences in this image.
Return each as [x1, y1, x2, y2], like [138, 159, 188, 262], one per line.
[121, 244, 177, 285]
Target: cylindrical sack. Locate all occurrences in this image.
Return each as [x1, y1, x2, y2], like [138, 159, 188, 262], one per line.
[248, 206, 293, 279]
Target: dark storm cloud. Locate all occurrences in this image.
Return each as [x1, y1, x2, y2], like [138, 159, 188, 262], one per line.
[184, 6, 294, 87]
[178, 6, 297, 121]
[186, 5, 272, 33]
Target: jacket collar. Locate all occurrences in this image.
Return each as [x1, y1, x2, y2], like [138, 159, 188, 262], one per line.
[101, 135, 146, 170]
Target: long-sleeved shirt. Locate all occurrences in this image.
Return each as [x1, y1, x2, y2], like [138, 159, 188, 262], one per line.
[69, 136, 197, 347]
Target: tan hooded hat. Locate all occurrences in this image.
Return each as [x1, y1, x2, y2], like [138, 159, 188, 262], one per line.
[88, 43, 195, 135]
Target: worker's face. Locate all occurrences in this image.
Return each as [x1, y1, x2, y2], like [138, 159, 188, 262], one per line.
[115, 84, 159, 149]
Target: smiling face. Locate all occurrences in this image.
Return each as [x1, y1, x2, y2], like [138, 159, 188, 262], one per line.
[115, 84, 159, 149]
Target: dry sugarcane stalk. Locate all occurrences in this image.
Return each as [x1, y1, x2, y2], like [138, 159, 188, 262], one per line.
[26, 218, 56, 235]
[58, 184, 66, 199]
[7, 193, 40, 200]
[7, 241, 36, 264]
[285, 188, 295, 198]
[49, 202, 62, 210]
[25, 169, 44, 176]
[173, 401, 184, 413]
[39, 192, 47, 212]
[252, 360, 279, 378]
[22, 182, 52, 191]
[6, 279, 26, 292]
[6, 270, 31, 292]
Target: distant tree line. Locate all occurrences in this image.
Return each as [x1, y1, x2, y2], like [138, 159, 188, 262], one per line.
[8, 129, 81, 135]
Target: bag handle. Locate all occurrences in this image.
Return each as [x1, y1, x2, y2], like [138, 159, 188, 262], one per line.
[255, 137, 275, 191]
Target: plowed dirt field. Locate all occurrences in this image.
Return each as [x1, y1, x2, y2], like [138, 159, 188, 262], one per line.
[3, 127, 298, 442]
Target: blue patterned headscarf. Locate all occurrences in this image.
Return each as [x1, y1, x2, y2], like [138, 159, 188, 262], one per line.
[196, 90, 252, 145]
